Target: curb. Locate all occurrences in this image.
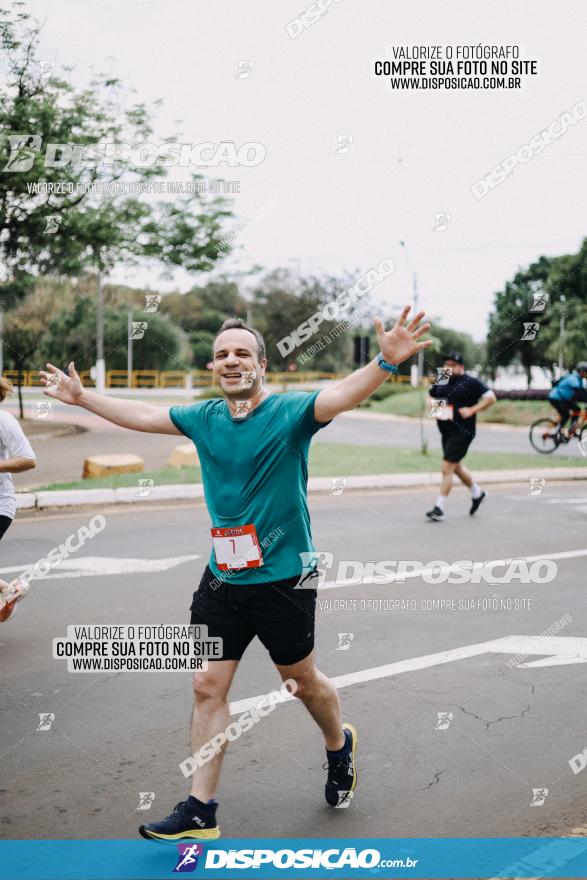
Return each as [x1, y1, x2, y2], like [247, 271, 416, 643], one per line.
[16, 466, 586, 511]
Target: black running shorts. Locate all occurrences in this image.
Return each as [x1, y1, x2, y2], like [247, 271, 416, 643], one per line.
[0, 515, 12, 542]
[189, 566, 317, 666]
[441, 432, 473, 463]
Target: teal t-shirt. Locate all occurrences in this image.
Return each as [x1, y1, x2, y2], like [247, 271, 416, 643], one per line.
[168, 391, 329, 584]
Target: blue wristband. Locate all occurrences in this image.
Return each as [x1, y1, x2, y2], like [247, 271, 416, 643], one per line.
[376, 353, 399, 374]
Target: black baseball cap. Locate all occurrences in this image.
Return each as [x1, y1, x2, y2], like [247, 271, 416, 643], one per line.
[442, 352, 465, 365]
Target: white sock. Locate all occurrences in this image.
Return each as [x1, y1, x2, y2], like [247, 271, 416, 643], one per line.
[435, 495, 446, 511]
[471, 484, 482, 499]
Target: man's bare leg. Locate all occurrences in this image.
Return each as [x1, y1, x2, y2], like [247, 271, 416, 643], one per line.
[439, 459, 457, 502]
[189, 660, 239, 801]
[275, 650, 357, 807]
[275, 651, 344, 750]
[139, 659, 238, 841]
[427, 459, 457, 519]
[454, 461, 473, 488]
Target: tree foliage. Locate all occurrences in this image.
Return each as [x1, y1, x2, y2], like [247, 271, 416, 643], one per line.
[0, 2, 233, 310]
[486, 239, 587, 383]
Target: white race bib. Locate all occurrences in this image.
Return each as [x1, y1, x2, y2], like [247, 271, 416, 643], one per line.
[211, 524, 264, 571]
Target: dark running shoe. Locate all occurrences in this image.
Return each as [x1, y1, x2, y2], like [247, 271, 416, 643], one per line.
[324, 722, 358, 808]
[426, 506, 444, 522]
[469, 491, 486, 516]
[139, 796, 220, 844]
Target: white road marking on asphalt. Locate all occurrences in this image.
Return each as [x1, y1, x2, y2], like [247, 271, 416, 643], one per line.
[545, 498, 587, 504]
[320, 547, 587, 589]
[0, 554, 200, 579]
[228, 636, 587, 714]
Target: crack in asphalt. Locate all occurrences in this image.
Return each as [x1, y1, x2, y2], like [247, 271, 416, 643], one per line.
[458, 704, 531, 731]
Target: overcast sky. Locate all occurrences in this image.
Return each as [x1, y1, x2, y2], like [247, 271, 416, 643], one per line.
[25, 0, 587, 340]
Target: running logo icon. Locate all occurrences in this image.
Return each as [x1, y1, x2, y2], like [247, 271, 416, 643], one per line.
[173, 843, 203, 872]
[3, 134, 41, 172]
[432, 212, 451, 231]
[334, 135, 353, 156]
[528, 477, 546, 496]
[329, 477, 346, 496]
[529, 292, 549, 312]
[521, 322, 540, 341]
[35, 401, 52, 420]
[436, 712, 453, 730]
[36, 713, 55, 731]
[136, 792, 155, 811]
[130, 321, 148, 340]
[144, 294, 162, 312]
[44, 216, 60, 234]
[136, 478, 154, 498]
[530, 787, 548, 806]
[436, 366, 452, 385]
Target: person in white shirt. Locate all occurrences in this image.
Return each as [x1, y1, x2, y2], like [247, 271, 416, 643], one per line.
[0, 378, 37, 542]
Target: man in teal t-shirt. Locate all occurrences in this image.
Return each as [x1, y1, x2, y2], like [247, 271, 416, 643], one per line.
[40, 307, 431, 842]
[168, 389, 327, 585]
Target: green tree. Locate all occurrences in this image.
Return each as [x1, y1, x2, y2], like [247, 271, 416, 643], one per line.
[251, 268, 356, 371]
[36, 294, 191, 372]
[165, 280, 248, 367]
[3, 284, 70, 417]
[485, 241, 587, 384]
[0, 3, 233, 309]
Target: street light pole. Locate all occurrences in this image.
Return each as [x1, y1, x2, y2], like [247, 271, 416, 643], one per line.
[412, 270, 425, 383]
[400, 240, 427, 454]
[127, 310, 133, 389]
[559, 295, 566, 373]
[96, 269, 105, 393]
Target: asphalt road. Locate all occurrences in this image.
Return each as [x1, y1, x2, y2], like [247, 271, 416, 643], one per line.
[3, 396, 583, 491]
[1, 483, 586, 842]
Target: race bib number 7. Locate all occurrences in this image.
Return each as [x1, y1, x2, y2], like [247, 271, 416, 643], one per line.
[211, 524, 264, 570]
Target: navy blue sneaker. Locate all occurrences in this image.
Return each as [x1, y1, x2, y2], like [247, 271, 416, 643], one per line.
[139, 796, 220, 843]
[469, 491, 486, 516]
[324, 723, 358, 808]
[426, 506, 444, 522]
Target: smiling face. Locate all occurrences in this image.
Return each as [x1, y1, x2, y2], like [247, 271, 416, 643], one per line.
[213, 328, 267, 399]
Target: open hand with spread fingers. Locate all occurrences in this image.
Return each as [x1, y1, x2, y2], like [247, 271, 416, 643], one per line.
[39, 362, 84, 406]
[374, 306, 432, 365]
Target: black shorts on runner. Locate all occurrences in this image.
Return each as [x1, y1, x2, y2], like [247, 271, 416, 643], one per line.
[441, 432, 473, 463]
[190, 565, 317, 666]
[0, 515, 12, 542]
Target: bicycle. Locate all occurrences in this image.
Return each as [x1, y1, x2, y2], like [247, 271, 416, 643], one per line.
[529, 407, 587, 454]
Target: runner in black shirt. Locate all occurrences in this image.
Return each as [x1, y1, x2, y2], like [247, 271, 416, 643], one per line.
[426, 352, 496, 521]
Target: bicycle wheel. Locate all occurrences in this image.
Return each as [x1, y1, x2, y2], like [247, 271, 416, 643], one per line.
[577, 424, 587, 451]
[529, 418, 560, 454]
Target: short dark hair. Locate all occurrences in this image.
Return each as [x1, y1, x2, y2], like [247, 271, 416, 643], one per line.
[214, 318, 266, 361]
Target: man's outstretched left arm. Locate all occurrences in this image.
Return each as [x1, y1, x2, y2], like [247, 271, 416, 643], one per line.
[314, 306, 431, 423]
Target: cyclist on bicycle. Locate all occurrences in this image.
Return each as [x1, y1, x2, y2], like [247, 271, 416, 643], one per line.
[548, 362, 587, 436]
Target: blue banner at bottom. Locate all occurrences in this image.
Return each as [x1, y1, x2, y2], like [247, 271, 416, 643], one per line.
[1, 838, 587, 880]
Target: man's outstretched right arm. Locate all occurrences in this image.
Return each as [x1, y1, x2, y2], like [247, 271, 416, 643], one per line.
[40, 361, 182, 435]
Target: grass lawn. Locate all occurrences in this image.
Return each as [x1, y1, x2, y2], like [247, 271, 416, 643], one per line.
[36, 442, 579, 492]
[363, 389, 552, 426]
